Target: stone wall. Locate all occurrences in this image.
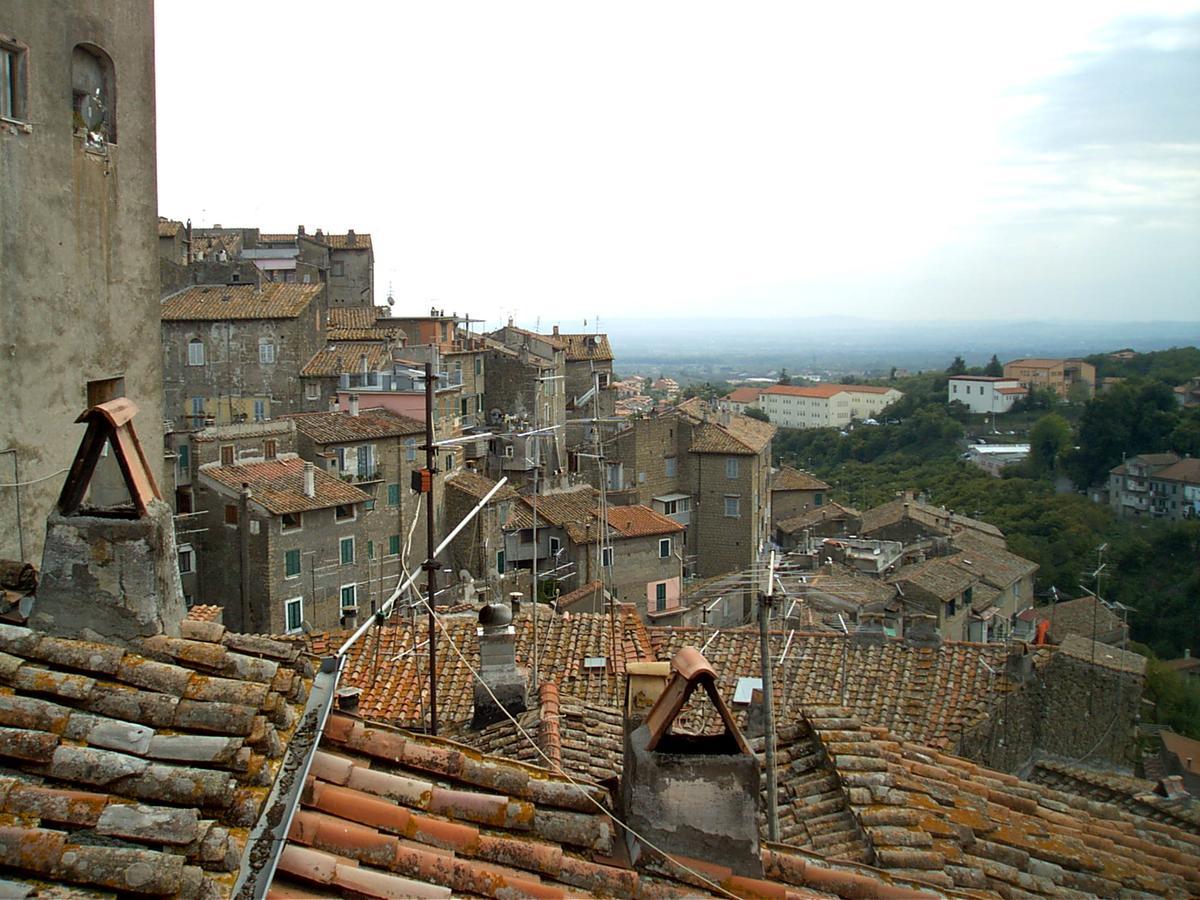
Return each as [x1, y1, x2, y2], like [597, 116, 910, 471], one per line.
[959, 649, 1143, 774]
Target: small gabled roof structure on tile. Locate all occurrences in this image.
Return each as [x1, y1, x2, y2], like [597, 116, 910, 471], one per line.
[888, 556, 977, 601]
[56, 398, 162, 518]
[161, 282, 322, 321]
[281, 408, 425, 444]
[676, 399, 776, 455]
[0, 618, 313, 897]
[777, 501, 860, 535]
[200, 457, 369, 515]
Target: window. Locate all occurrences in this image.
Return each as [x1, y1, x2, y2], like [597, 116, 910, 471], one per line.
[659, 538, 671, 559]
[282, 511, 302, 532]
[475, 357, 483, 376]
[725, 457, 740, 479]
[665, 456, 677, 478]
[814, 492, 823, 507]
[177, 444, 189, 473]
[331, 261, 345, 277]
[259, 338, 276, 365]
[655, 582, 668, 611]
[520, 529, 534, 544]
[340, 583, 357, 612]
[602, 546, 613, 567]
[188, 339, 205, 366]
[285, 597, 303, 634]
[264, 439, 277, 460]
[253, 399, 266, 423]
[335, 503, 355, 522]
[220, 445, 234, 466]
[549, 537, 561, 557]
[1, 39, 28, 121]
[285, 549, 301, 578]
[367, 540, 375, 559]
[496, 549, 506, 574]
[305, 382, 321, 400]
[388, 534, 401, 556]
[405, 439, 417, 462]
[72, 43, 116, 144]
[947, 596, 957, 617]
[224, 504, 238, 525]
[387, 483, 400, 507]
[340, 536, 355, 565]
[357, 445, 375, 479]
[191, 397, 205, 418]
[177, 544, 194, 575]
[724, 495, 741, 518]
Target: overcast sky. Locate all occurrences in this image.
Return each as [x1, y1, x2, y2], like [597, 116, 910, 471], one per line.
[155, 2, 1199, 326]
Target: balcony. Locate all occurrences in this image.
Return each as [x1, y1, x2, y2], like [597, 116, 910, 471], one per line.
[339, 469, 382, 485]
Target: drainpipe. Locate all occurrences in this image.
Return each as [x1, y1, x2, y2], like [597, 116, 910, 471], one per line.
[239, 483, 253, 632]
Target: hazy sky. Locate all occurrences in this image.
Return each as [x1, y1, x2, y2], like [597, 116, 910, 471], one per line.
[155, 2, 1199, 326]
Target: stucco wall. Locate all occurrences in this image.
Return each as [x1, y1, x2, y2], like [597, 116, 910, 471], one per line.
[1, 0, 164, 563]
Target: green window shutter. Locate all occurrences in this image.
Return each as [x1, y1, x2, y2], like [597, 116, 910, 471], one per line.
[285, 549, 300, 577]
[387, 483, 400, 506]
[389, 534, 401, 556]
[340, 538, 354, 565]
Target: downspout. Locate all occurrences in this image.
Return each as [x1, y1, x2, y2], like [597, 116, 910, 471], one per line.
[239, 483, 252, 632]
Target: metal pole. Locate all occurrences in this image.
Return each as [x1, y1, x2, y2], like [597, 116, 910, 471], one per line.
[759, 551, 779, 843]
[423, 361, 439, 735]
[531, 374, 540, 692]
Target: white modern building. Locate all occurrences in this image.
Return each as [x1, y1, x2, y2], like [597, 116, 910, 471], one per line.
[760, 384, 903, 429]
[947, 376, 1026, 414]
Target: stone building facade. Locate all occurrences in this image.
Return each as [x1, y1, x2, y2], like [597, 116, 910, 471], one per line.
[1, 0, 164, 563]
[161, 281, 325, 430]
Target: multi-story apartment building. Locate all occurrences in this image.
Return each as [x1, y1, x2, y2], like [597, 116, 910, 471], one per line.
[759, 383, 903, 429]
[1148, 457, 1200, 520]
[161, 280, 325, 429]
[1004, 358, 1096, 400]
[553, 329, 616, 450]
[597, 400, 775, 580]
[947, 376, 1027, 414]
[1108, 452, 1181, 518]
[192, 454, 374, 634]
[1, 0, 165, 563]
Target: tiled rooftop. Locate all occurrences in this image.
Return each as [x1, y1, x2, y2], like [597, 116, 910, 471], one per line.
[1030, 756, 1200, 831]
[650, 628, 1029, 752]
[777, 501, 860, 534]
[888, 556, 978, 601]
[445, 470, 519, 503]
[1039, 595, 1126, 642]
[772, 466, 831, 492]
[1057, 634, 1147, 675]
[281, 408, 425, 444]
[677, 399, 776, 455]
[300, 342, 393, 377]
[724, 387, 766, 403]
[161, 282, 323, 321]
[861, 498, 1006, 543]
[0, 619, 311, 897]
[200, 457, 370, 515]
[556, 332, 614, 362]
[762, 383, 896, 398]
[327, 307, 391, 329]
[307, 606, 655, 728]
[271, 709, 939, 899]
[605, 505, 684, 539]
[158, 217, 183, 237]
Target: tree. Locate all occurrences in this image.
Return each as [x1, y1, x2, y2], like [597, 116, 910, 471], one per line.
[946, 356, 967, 376]
[778, 368, 792, 386]
[744, 407, 770, 422]
[1028, 413, 1071, 476]
[984, 355, 1003, 377]
[1065, 380, 1181, 487]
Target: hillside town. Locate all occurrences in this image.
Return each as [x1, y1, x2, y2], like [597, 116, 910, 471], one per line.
[1, 3, 1199, 897]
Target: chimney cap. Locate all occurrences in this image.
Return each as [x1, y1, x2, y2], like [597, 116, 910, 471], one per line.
[479, 602, 512, 627]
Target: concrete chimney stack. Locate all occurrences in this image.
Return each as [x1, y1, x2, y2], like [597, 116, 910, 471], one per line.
[471, 602, 528, 729]
[303, 461, 316, 498]
[349, 394, 359, 417]
[347, 229, 356, 246]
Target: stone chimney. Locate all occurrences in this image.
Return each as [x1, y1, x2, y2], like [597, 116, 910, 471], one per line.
[303, 461, 316, 499]
[904, 613, 941, 649]
[1005, 641, 1035, 684]
[621, 647, 761, 877]
[349, 394, 360, 417]
[552, 325, 559, 336]
[851, 612, 887, 646]
[32, 400, 186, 645]
[346, 229, 356, 246]
[298, 225, 305, 235]
[624, 661, 671, 727]
[471, 602, 528, 729]
[509, 591, 522, 620]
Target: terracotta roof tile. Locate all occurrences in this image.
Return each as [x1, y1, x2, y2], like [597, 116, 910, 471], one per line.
[0, 620, 311, 897]
[161, 282, 322, 320]
[200, 457, 369, 515]
[281, 408, 424, 443]
[685, 410, 777, 455]
[605, 505, 684, 538]
[1057, 634, 1147, 675]
[772, 466, 831, 492]
[446, 470, 519, 503]
[300, 342, 393, 377]
[557, 333, 614, 362]
[777, 502, 860, 534]
[861, 498, 1005, 542]
[724, 387, 766, 403]
[158, 217, 183, 238]
[763, 383, 897, 398]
